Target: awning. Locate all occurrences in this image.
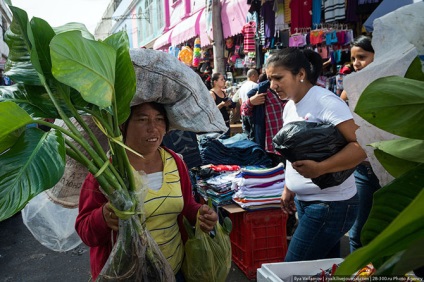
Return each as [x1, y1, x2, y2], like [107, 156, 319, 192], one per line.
[153, 28, 173, 50]
[221, 0, 250, 38]
[199, 0, 250, 47]
[170, 9, 204, 46]
[199, 10, 212, 47]
[363, 0, 416, 32]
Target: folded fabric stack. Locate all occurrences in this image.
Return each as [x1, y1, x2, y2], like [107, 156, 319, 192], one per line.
[198, 134, 272, 167]
[195, 166, 240, 207]
[232, 163, 285, 211]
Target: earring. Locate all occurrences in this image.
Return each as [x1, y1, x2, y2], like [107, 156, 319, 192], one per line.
[300, 79, 304, 83]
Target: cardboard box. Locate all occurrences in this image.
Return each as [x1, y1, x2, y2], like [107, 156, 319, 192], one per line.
[257, 258, 344, 282]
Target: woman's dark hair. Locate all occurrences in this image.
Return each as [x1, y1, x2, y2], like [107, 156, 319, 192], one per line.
[121, 102, 169, 143]
[266, 48, 323, 85]
[211, 72, 222, 87]
[351, 35, 374, 53]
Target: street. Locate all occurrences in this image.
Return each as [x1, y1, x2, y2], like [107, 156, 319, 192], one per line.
[0, 212, 253, 282]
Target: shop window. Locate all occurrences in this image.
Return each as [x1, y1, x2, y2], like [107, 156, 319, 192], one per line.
[137, 7, 143, 41]
[158, 0, 164, 29]
[145, 0, 153, 36]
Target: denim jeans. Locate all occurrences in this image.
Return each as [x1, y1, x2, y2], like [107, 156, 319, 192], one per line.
[284, 194, 358, 262]
[349, 163, 381, 252]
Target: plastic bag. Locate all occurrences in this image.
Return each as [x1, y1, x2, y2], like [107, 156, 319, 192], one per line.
[182, 214, 232, 282]
[273, 121, 355, 189]
[97, 171, 175, 281]
[21, 191, 82, 252]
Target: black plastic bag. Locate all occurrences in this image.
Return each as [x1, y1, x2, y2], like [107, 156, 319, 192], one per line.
[273, 121, 355, 189]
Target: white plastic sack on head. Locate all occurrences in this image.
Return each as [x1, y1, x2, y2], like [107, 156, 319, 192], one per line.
[21, 191, 82, 252]
[343, 2, 424, 186]
[129, 48, 227, 133]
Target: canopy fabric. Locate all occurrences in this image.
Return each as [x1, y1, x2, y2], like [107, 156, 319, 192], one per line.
[363, 0, 418, 32]
[153, 28, 173, 50]
[221, 0, 250, 39]
[170, 8, 204, 46]
[200, 0, 250, 47]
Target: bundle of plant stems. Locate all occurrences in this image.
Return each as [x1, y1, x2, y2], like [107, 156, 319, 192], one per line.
[0, 2, 174, 281]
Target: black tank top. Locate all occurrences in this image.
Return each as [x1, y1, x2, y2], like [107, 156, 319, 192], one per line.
[211, 90, 230, 123]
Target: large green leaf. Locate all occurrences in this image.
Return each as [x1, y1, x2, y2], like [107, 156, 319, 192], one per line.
[50, 30, 116, 109]
[361, 164, 424, 246]
[404, 57, 424, 81]
[53, 22, 95, 40]
[370, 138, 424, 177]
[0, 101, 34, 153]
[4, 6, 41, 85]
[374, 149, 420, 178]
[335, 184, 424, 276]
[355, 76, 424, 140]
[374, 238, 424, 275]
[28, 17, 55, 78]
[103, 31, 135, 124]
[0, 83, 74, 119]
[0, 84, 50, 117]
[371, 138, 424, 163]
[0, 128, 66, 221]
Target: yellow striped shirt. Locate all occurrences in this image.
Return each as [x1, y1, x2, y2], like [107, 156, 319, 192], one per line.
[144, 147, 184, 274]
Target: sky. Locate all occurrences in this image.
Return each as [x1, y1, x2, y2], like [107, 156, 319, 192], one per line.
[11, 0, 111, 34]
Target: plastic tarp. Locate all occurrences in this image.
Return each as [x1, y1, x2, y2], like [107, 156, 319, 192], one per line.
[343, 2, 424, 186]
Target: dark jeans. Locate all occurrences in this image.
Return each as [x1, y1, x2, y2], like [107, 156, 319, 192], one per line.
[285, 194, 359, 262]
[349, 163, 381, 252]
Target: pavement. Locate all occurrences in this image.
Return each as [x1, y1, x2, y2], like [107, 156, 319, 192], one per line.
[0, 212, 350, 282]
[0, 212, 252, 282]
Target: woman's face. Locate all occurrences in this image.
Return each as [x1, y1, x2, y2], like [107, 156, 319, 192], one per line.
[215, 75, 226, 88]
[351, 46, 374, 72]
[125, 103, 167, 155]
[267, 65, 301, 101]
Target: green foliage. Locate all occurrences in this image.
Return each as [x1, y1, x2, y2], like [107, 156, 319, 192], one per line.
[0, 4, 135, 221]
[335, 58, 424, 276]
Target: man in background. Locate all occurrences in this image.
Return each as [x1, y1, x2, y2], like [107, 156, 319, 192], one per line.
[233, 69, 259, 131]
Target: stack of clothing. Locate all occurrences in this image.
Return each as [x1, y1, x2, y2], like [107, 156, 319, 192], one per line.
[198, 133, 272, 167]
[194, 165, 240, 207]
[231, 163, 285, 211]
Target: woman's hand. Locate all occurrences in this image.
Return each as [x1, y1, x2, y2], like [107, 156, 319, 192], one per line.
[281, 186, 296, 215]
[198, 204, 218, 233]
[103, 203, 119, 231]
[219, 99, 233, 109]
[292, 160, 323, 179]
[249, 92, 266, 106]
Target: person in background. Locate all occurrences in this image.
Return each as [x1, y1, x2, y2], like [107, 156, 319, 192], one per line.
[237, 69, 259, 105]
[233, 69, 259, 131]
[75, 102, 218, 281]
[210, 72, 235, 138]
[258, 72, 268, 83]
[340, 35, 381, 253]
[267, 48, 366, 261]
[241, 77, 288, 165]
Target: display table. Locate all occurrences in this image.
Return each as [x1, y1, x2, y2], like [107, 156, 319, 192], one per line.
[230, 123, 243, 135]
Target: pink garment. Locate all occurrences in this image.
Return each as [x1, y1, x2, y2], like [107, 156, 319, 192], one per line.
[242, 21, 257, 53]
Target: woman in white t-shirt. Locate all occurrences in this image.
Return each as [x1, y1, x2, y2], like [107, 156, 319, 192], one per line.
[266, 48, 366, 261]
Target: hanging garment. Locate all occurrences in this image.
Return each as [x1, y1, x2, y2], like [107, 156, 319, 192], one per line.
[242, 21, 257, 53]
[261, 0, 276, 39]
[312, 0, 322, 28]
[290, 0, 312, 34]
[324, 0, 346, 22]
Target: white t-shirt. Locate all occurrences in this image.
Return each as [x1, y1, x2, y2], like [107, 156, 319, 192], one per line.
[237, 80, 258, 103]
[283, 86, 357, 202]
